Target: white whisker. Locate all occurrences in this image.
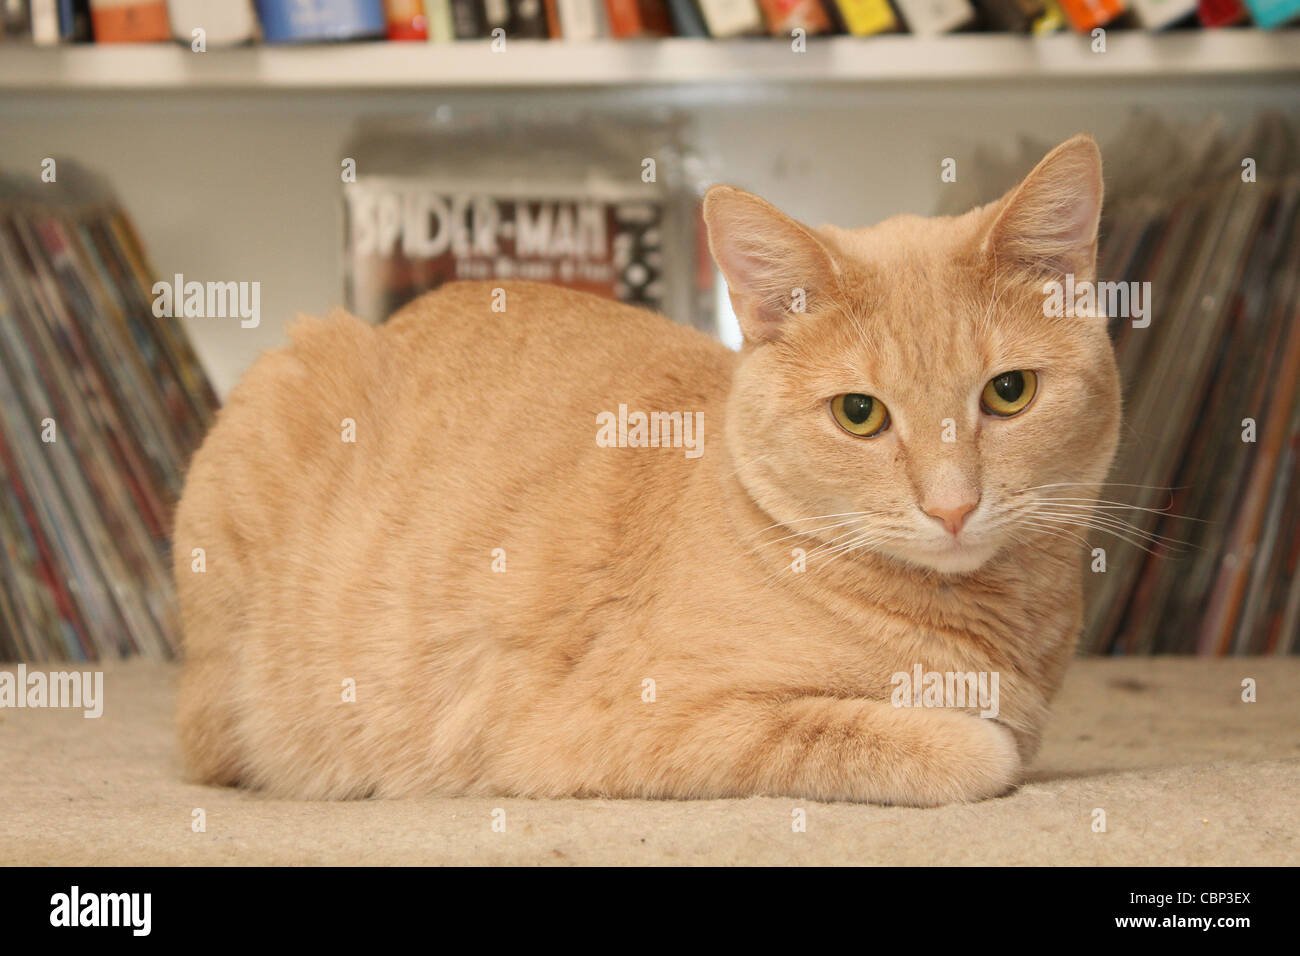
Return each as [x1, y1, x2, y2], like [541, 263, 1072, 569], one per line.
[1023, 514, 1175, 556]
[1030, 508, 1197, 551]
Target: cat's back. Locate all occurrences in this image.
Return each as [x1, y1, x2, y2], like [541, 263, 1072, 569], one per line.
[384, 280, 727, 401]
[177, 280, 731, 558]
[217, 278, 725, 412]
[368, 280, 732, 500]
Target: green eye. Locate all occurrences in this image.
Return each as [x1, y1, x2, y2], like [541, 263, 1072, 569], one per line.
[831, 393, 889, 437]
[981, 370, 1037, 417]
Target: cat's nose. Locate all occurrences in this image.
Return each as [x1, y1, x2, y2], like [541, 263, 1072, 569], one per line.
[923, 497, 979, 536]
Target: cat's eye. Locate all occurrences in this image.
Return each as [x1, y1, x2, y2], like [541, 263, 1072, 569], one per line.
[830, 393, 889, 437]
[981, 370, 1038, 417]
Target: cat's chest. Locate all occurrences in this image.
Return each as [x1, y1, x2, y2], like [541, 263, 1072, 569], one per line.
[816, 582, 1079, 727]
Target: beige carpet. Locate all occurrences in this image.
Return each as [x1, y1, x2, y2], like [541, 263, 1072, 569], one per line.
[1, 658, 1296, 866]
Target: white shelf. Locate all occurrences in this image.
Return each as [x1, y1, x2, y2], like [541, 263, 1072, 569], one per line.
[0, 32, 1297, 90]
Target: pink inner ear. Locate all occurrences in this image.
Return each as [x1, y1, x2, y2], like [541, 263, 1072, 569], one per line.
[720, 238, 830, 342]
[715, 241, 778, 298]
[988, 141, 1103, 280]
[704, 186, 842, 344]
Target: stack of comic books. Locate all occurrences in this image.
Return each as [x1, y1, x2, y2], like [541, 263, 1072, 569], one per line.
[0, 165, 217, 662]
[1094, 114, 1299, 655]
[941, 114, 1299, 655]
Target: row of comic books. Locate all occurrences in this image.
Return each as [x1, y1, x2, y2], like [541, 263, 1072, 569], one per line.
[0, 164, 217, 662]
[1096, 114, 1300, 655]
[943, 113, 1299, 655]
[1, 0, 1296, 46]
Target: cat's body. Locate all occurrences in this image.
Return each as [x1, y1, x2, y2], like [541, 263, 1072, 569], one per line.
[176, 136, 1120, 805]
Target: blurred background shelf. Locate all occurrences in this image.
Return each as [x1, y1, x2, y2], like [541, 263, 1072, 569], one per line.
[1, 31, 1298, 90]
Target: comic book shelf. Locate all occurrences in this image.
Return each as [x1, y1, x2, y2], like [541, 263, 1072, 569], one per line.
[0, 31, 1297, 88]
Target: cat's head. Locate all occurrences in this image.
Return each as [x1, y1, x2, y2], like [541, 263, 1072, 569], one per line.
[705, 134, 1121, 576]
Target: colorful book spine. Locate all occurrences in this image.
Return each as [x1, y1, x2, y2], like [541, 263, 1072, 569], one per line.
[757, 0, 832, 32]
[448, 0, 486, 34]
[253, 0, 386, 42]
[664, 0, 709, 34]
[87, 0, 170, 40]
[165, 0, 257, 44]
[1056, 0, 1125, 29]
[509, 0, 549, 34]
[384, 0, 428, 37]
[58, 0, 94, 41]
[556, 0, 606, 35]
[1, 0, 31, 37]
[604, 0, 672, 34]
[1197, 0, 1246, 22]
[542, 0, 562, 34]
[482, 0, 508, 30]
[1032, 0, 1066, 30]
[827, 0, 896, 33]
[1128, 0, 1195, 25]
[697, 0, 764, 34]
[425, 0, 455, 37]
[975, 0, 1044, 30]
[31, 0, 60, 43]
[1241, 0, 1300, 24]
[891, 0, 975, 32]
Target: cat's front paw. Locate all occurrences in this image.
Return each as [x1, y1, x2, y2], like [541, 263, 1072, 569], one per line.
[890, 710, 1022, 807]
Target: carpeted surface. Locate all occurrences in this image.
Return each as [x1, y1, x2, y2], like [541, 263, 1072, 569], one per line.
[1, 658, 1296, 866]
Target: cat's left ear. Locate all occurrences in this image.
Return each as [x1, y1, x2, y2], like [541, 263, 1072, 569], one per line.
[703, 185, 839, 344]
[982, 134, 1104, 283]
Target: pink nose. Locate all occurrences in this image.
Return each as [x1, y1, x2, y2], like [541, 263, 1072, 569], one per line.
[924, 499, 978, 536]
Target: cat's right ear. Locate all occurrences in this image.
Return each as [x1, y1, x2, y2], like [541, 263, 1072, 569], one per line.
[982, 134, 1104, 283]
[703, 186, 839, 345]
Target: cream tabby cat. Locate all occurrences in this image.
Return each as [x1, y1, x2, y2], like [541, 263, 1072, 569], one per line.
[175, 135, 1120, 806]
